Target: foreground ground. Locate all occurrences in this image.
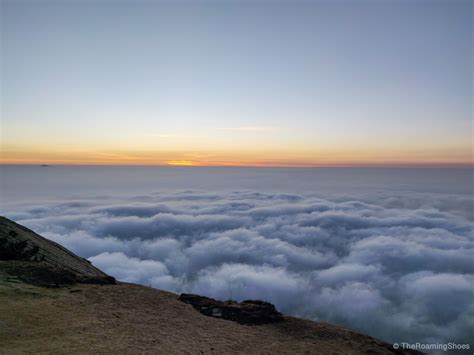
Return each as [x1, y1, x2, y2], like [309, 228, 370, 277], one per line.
[0, 279, 411, 354]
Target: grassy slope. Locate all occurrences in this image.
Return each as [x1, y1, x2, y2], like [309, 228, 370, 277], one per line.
[0, 278, 400, 354]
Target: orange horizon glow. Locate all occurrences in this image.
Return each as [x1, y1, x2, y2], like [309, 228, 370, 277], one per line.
[1, 154, 472, 168]
[2, 118, 471, 169]
[2, 163, 473, 168]
[1, 142, 472, 168]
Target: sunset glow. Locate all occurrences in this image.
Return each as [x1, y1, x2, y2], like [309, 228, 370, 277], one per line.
[1, 145, 471, 167]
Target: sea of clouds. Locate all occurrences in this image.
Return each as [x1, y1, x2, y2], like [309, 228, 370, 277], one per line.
[3, 186, 473, 347]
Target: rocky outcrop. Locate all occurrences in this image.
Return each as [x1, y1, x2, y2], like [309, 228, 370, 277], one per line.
[0, 216, 115, 287]
[179, 293, 284, 325]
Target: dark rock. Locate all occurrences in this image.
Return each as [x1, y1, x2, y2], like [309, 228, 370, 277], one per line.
[0, 216, 115, 287]
[179, 293, 284, 325]
[0, 236, 41, 261]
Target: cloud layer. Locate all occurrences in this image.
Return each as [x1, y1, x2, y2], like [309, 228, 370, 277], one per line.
[4, 190, 473, 347]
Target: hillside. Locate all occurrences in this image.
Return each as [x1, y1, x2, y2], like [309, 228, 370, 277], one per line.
[0, 216, 420, 354]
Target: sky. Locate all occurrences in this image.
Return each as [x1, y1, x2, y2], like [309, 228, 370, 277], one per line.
[1, 0, 472, 166]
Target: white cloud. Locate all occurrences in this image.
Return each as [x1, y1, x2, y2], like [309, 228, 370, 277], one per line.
[89, 252, 181, 291]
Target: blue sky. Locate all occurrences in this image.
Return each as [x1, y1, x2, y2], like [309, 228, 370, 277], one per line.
[1, 0, 472, 166]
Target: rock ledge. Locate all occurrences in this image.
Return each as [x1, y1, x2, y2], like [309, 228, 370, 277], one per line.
[179, 293, 284, 325]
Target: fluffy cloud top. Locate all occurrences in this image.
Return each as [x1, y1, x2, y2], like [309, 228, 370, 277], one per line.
[3, 190, 473, 348]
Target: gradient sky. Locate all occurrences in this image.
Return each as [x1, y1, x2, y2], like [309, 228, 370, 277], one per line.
[1, 0, 472, 166]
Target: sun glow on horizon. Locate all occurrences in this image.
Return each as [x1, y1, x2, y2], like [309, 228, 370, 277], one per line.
[166, 160, 199, 166]
[1, 145, 472, 168]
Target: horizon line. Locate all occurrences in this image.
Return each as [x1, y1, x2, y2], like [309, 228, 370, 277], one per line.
[1, 162, 473, 169]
